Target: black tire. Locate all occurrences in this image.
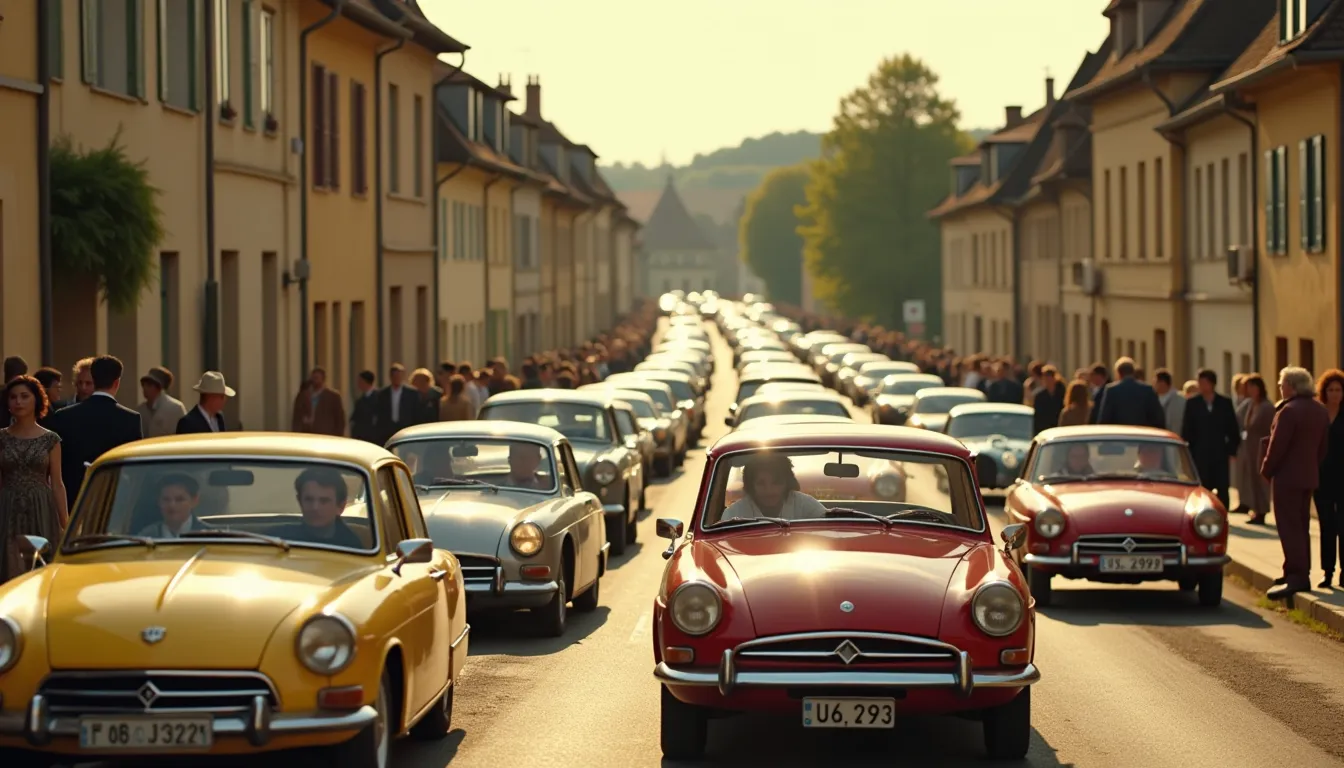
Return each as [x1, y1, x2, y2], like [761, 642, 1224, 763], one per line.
[409, 682, 453, 740]
[533, 578, 568, 637]
[660, 685, 708, 760]
[1198, 572, 1224, 606]
[1177, 577, 1197, 592]
[331, 669, 393, 768]
[608, 513, 628, 556]
[983, 686, 1031, 760]
[625, 493, 638, 545]
[1028, 567, 1053, 608]
[573, 566, 600, 612]
[655, 455, 672, 477]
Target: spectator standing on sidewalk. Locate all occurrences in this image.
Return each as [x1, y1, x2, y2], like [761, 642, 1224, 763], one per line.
[349, 371, 379, 442]
[1094, 357, 1165, 428]
[1031, 366, 1064, 435]
[1313, 369, 1344, 588]
[2, 356, 27, 383]
[1058, 381, 1092, 427]
[290, 367, 345, 436]
[986, 361, 1024, 404]
[1154, 369, 1185, 434]
[1261, 366, 1330, 600]
[1239, 374, 1274, 525]
[138, 367, 187, 438]
[439, 375, 474, 421]
[1181, 369, 1241, 509]
[32, 368, 63, 429]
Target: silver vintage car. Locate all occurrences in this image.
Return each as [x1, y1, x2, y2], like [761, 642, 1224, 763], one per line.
[479, 390, 645, 555]
[386, 421, 608, 638]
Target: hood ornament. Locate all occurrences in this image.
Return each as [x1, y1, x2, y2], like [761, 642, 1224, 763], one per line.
[141, 626, 166, 645]
[839, 601, 854, 613]
[1124, 508, 1134, 516]
[1121, 537, 1137, 553]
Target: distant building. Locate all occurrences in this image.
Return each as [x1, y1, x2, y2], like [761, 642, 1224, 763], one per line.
[639, 177, 721, 295]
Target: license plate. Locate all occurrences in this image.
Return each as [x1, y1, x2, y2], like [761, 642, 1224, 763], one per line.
[802, 697, 895, 729]
[79, 717, 213, 750]
[1099, 555, 1165, 573]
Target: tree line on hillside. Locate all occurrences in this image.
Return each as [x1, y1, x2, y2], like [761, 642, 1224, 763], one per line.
[600, 132, 824, 192]
[738, 54, 977, 333]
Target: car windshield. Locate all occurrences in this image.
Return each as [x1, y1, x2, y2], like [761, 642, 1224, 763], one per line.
[618, 397, 657, 418]
[737, 379, 813, 402]
[701, 448, 983, 531]
[619, 385, 673, 411]
[654, 378, 696, 400]
[946, 413, 1034, 441]
[880, 378, 942, 395]
[479, 401, 611, 443]
[739, 400, 850, 423]
[916, 395, 982, 414]
[1031, 439, 1200, 484]
[64, 460, 378, 553]
[390, 438, 557, 493]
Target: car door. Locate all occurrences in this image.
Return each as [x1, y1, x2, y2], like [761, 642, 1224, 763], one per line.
[392, 464, 459, 679]
[559, 443, 599, 589]
[613, 408, 644, 498]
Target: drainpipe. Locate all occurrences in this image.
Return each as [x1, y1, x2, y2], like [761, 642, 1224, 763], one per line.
[429, 54, 467, 361]
[1219, 96, 1260, 372]
[373, 34, 407, 373]
[482, 174, 503, 357]
[203, 0, 219, 372]
[509, 184, 520, 365]
[569, 208, 589, 346]
[36, 0, 52, 364]
[297, 0, 346, 379]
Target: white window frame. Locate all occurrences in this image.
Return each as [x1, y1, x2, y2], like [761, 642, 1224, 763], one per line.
[215, 0, 230, 106]
[260, 6, 274, 116]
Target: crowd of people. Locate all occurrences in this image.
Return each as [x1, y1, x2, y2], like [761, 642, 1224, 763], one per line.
[0, 300, 659, 582]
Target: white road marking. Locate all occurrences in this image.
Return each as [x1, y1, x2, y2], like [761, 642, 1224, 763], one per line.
[629, 610, 651, 643]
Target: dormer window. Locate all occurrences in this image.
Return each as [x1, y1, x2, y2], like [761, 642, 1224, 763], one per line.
[1114, 7, 1137, 54]
[1136, 0, 1172, 47]
[472, 90, 484, 142]
[1281, 0, 1309, 42]
[464, 88, 477, 141]
[502, 110, 511, 155]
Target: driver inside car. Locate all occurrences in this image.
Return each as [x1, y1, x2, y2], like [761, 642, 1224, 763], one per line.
[506, 444, 547, 489]
[276, 467, 365, 549]
[1056, 443, 1094, 477]
[722, 453, 827, 521]
[413, 443, 458, 485]
[136, 473, 212, 538]
[1133, 443, 1171, 476]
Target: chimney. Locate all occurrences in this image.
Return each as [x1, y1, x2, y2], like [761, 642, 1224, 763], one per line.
[1046, 77, 1056, 107]
[1005, 106, 1023, 127]
[525, 75, 541, 118]
[498, 74, 512, 97]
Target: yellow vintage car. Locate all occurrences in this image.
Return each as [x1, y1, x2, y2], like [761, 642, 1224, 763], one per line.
[0, 434, 468, 767]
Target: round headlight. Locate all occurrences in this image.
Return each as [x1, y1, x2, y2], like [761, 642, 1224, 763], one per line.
[296, 614, 356, 675]
[0, 616, 22, 673]
[873, 474, 902, 498]
[669, 582, 722, 636]
[592, 460, 618, 486]
[1034, 508, 1065, 539]
[971, 582, 1024, 637]
[1193, 507, 1223, 539]
[510, 522, 544, 556]
[1001, 451, 1019, 469]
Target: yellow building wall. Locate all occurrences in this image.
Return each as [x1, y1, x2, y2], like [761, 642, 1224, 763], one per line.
[539, 195, 558, 350]
[439, 164, 488, 364]
[486, 178, 516, 360]
[0, 1, 41, 365]
[1059, 187, 1096, 375]
[1019, 197, 1062, 365]
[1245, 66, 1340, 374]
[939, 207, 1014, 356]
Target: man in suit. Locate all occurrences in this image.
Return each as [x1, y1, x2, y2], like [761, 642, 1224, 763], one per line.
[1153, 368, 1186, 433]
[1181, 368, 1242, 509]
[137, 366, 188, 438]
[985, 361, 1025, 404]
[1093, 357, 1165, 428]
[410, 368, 442, 424]
[349, 370, 379, 442]
[1260, 366, 1331, 599]
[1085, 363, 1111, 423]
[47, 355, 143, 500]
[1031, 366, 1065, 435]
[176, 372, 234, 434]
[377, 364, 421, 444]
[291, 367, 346, 436]
[3, 355, 27, 382]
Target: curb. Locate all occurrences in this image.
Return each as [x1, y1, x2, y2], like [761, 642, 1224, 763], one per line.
[1225, 555, 1344, 636]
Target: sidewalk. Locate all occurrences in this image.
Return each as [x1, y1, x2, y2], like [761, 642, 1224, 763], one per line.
[1224, 511, 1344, 634]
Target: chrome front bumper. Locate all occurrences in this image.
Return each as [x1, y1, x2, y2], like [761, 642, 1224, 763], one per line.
[1024, 540, 1231, 568]
[0, 694, 375, 748]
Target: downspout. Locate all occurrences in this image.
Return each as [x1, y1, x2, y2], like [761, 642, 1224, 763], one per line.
[298, 0, 346, 379]
[429, 53, 467, 360]
[569, 208, 589, 345]
[36, 0, 52, 364]
[1219, 97, 1260, 372]
[203, 0, 219, 371]
[550, 201, 560, 349]
[373, 33, 407, 373]
[482, 174, 503, 357]
[509, 184, 519, 365]
[991, 205, 1019, 361]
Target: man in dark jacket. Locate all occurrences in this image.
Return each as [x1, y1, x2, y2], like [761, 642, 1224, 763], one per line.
[1260, 366, 1331, 599]
[1095, 357, 1165, 428]
[985, 361, 1025, 404]
[1031, 366, 1065, 435]
[349, 371, 379, 442]
[48, 355, 144, 499]
[1181, 368, 1242, 509]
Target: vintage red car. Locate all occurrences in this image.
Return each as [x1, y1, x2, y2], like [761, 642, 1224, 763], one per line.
[651, 424, 1038, 760]
[1003, 425, 1230, 608]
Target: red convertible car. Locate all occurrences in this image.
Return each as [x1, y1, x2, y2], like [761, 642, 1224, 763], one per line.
[652, 424, 1038, 760]
[1003, 426, 1230, 608]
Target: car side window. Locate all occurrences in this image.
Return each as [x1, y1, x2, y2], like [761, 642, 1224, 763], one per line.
[392, 466, 430, 539]
[616, 409, 639, 436]
[376, 467, 409, 551]
[556, 445, 576, 493]
[562, 445, 583, 492]
[1019, 443, 1039, 480]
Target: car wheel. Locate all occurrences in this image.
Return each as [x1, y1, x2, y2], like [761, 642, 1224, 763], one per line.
[1177, 577, 1197, 591]
[660, 685, 707, 760]
[409, 681, 453, 740]
[626, 492, 639, 545]
[573, 567, 600, 612]
[1028, 567, 1053, 608]
[655, 455, 672, 477]
[533, 578, 568, 637]
[982, 686, 1031, 760]
[331, 669, 393, 768]
[1197, 572, 1224, 607]
[608, 513, 628, 556]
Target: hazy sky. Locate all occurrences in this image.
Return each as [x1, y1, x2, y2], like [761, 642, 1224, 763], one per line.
[418, 0, 1112, 168]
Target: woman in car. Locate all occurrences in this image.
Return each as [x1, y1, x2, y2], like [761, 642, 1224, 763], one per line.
[722, 453, 826, 521]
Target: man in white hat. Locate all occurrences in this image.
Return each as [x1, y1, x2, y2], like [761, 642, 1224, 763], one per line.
[176, 371, 235, 434]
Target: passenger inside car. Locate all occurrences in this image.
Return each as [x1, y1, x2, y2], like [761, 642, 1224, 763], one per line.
[1060, 444, 1094, 477]
[275, 467, 365, 549]
[507, 444, 547, 489]
[135, 473, 211, 538]
[722, 453, 826, 521]
[1133, 443, 1173, 477]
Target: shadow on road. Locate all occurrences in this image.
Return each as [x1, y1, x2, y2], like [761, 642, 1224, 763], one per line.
[465, 605, 611, 657]
[393, 727, 466, 767]
[1228, 524, 1279, 542]
[1038, 586, 1272, 629]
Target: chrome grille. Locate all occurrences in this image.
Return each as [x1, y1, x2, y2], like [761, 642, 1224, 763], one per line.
[454, 553, 501, 585]
[1075, 534, 1182, 558]
[40, 671, 278, 715]
[736, 633, 954, 667]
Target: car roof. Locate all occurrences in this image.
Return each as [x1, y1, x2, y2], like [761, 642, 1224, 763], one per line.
[581, 379, 673, 394]
[948, 403, 1035, 416]
[739, 369, 823, 384]
[481, 389, 612, 407]
[95, 433, 396, 468]
[882, 372, 944, 383]
[387, 420, 565, 445]
[616, 369, 693, 383]
[862, 361, 920, 371]
[738, 391, 850, 408]
[1034, 424, 1184, 443]
[915, 387, 986, 399]
[735, 414, 856, 430]
[708, 423, 971, 459]
[603, 388, 656, 405]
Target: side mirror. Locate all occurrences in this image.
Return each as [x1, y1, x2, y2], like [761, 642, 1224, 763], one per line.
[656, 518, 684, 561]
[25, 535, 51, 570]
[391, 538, 435, 576]
[1000, 523, 1026, 552]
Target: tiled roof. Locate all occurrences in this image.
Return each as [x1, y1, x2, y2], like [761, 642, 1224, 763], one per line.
[435, 63, 513, 100]
[927, 108, 1047, 219]
[370, 0, 467, 53]
[642, 177, 716, 251]
[319, 0, 410, 40]
[434, 110, 535, 182]
[1213, 1, 1344, 93]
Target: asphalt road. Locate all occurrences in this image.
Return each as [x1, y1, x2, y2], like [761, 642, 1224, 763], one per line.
[84, 324, 1344, 767]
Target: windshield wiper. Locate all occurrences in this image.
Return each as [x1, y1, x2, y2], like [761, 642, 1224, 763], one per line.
[886, 506, 955, 523]
[824, 507, 893, 527]
[179, 529, 290, 550]
[422, 478, 500, 493]
[711, 516, 790, 530]
[1038, 473, 1088, 483]
[65, 533, 157, 549]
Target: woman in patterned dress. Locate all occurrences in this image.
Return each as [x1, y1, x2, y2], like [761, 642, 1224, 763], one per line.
[0, 375, 68, 581]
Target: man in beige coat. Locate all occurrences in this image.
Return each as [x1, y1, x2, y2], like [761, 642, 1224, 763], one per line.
[137, 366, 188, 438]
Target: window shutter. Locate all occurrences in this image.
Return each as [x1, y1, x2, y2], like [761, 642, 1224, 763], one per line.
[1278, 147, 1290, 254]
[328, 71, 340, 190]
[130, 0, 145, 98]
[1313, 135, 1327, 251]
[187, 0, 199, 110]
[1265, 150, 1276, 253]
[49, 0, 64, 79]
[242, 0, 254, 128]
[155, 0, 166, 102]
[1300, 139, 1311, 251]
[312, 64, 327, 187]
[80, 0, 98, 84]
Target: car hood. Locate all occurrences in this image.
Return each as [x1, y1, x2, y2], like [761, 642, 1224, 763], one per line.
[45, 547, 371, 669]
[709, 528, 974, 637]
[910, 415, 949, 432]
[961, 436, 1030, 456]
[1041, 481, 1202, 536]
[421, 489, 548, 555]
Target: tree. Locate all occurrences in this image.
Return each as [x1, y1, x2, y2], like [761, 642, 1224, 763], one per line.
[797, 54, 971, 332]
[738, 164, 809, 304]
[50, 131, 164, 313]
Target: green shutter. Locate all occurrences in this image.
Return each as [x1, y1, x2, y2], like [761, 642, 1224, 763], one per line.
[49, 0, 64, 79]
[1314, 135, 1327, 252]
[242, 0, 254, 127]
[80, 0, 97, 84]
[155, 0, 165, 101]
[188, 0, 198, 110]
[1300, 139, 1310, 251]
[129, 0, 145, 98]
[1265, 150, 1277, 253]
